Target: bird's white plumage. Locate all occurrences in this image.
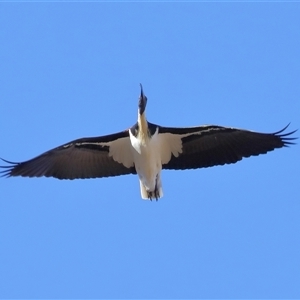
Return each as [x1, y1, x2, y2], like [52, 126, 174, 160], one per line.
[106, 136, 134, 168]
[158, 132, 185, 164]
[129, 126, 163, 199]
[86, 116, 192, 199]
[106, 118, 201, 199]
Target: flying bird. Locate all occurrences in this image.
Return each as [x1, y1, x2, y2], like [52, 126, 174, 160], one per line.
[0, 85, 297, 200]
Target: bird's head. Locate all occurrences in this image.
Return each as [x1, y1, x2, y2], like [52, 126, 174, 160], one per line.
[138, 84, 147, 116]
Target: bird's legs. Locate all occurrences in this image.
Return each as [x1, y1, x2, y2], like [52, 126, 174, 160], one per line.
[147, 174, 159, 201]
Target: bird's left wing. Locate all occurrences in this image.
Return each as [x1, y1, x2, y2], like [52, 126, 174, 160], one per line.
[0, 130, 136, 179]
[156, 123, 297, 170]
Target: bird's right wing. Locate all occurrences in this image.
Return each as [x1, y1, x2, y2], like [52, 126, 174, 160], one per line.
[1, 130, 136, 179]
[157, 123, 297, 170]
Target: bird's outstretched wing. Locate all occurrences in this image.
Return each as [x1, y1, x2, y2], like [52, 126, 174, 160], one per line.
[158, 124, 297, 170]
[0, 130, 136, 179]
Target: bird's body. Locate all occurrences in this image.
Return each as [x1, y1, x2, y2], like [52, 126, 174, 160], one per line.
[130, 126, 162, 199]
[0, 85, 297, 200]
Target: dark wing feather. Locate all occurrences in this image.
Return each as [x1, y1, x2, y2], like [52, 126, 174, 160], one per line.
[0, 130, 136, 179]
[160, 124, 297, 170]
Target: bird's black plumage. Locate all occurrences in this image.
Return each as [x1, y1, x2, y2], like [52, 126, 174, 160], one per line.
[0, 130, 136, 179]
[159, 123, 297, 170]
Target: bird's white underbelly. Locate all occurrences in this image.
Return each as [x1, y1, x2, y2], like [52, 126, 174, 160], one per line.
[129, 131, 162, 192]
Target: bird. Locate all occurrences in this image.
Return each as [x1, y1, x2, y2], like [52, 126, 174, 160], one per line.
[0, 84, 297, 200]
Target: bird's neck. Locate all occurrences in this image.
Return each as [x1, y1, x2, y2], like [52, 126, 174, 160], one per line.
[138, 112, 149, 144]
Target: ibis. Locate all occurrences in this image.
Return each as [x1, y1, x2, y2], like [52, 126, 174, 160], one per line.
[0, 84, 297, 200]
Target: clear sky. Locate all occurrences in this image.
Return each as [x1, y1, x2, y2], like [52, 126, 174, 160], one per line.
[0, 2, 299, 299]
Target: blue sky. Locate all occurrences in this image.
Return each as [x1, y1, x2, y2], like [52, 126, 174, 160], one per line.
[0, 2, 299, 299]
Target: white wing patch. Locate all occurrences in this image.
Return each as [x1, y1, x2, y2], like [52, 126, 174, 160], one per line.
[158, 133, 184, 164]
[107, 136, 134, 168]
